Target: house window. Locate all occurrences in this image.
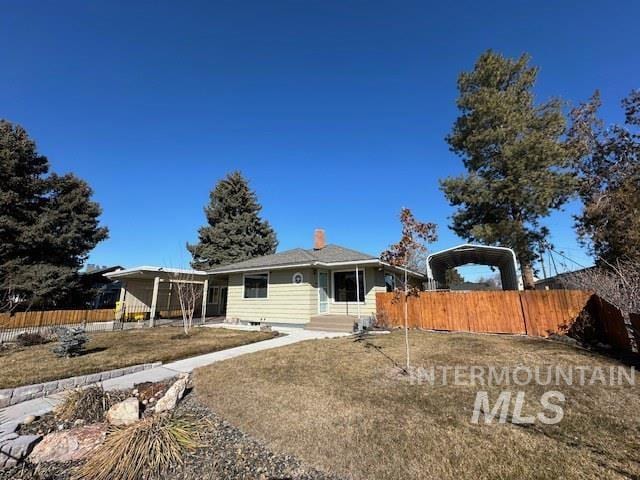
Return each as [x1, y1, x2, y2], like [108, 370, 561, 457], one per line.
[333, 270, 365, 303]
[385, 273, 396, 292]
[244, 273, 268, 299]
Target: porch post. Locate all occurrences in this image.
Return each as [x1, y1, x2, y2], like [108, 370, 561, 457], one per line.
[201, 279, 209, 324]
[116, 285, 126, 321]
[149, 276, 160, 327]
[355, 264, 361, 320]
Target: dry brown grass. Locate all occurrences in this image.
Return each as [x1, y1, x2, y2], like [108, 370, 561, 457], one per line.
[194, 331, 640, 480]
[74, 413, 202, 480]
[0, 327, 275, 389]
[55, 386, 129, 424]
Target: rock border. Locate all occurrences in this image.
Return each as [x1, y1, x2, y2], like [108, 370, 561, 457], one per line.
[0, 362, 162, 408]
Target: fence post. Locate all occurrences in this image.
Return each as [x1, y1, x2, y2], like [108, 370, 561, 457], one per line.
[519, 292, 529, 335]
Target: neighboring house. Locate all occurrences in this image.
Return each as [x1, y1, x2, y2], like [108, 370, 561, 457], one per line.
[534, 266, 595, 290]
[106, 230, 424, 331]
[79, 265, 123, 308]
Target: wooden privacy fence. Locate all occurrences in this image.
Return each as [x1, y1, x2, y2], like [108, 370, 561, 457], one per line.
[0, 309, 115, 330]
[376, 290, 593, 337]
[586, 296, 640, 352]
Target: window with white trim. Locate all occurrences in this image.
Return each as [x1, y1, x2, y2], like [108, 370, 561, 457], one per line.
[384, 273, 396, 292]
[244, 273, 268, 299]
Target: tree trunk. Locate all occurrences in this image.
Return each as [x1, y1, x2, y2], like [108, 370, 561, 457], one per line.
[521, 263, 536, 290]
[404, 267, 410, 371]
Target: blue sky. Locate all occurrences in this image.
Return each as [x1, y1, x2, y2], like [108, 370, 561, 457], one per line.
[1, 1, 638, 279]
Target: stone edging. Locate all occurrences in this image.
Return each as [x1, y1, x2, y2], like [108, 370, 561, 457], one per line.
[0, 362, 162, 408]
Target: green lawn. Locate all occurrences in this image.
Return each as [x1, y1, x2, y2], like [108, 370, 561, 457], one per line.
[194, 330, 640, 480]
[0, 327, 275, 388]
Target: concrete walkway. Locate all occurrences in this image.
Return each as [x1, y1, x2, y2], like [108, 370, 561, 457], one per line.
[1, 326, 349, 425]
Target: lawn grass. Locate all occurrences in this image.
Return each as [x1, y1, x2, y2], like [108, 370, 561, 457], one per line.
[0, 327, 275, 389]
[193, 330, 640, 480]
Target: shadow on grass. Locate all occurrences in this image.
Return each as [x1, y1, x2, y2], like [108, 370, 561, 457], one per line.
[81, 347, 108, 355]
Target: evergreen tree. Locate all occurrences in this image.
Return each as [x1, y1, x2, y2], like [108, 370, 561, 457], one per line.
[187, 171, 278, 269]
[568, 90, 640, 264]
[0, 120, 108, 308]
[444, 268, 465, 288]
[440, 51, 575, 289]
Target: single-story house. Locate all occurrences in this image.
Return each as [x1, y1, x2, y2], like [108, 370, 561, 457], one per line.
[106, 230, 424, 331]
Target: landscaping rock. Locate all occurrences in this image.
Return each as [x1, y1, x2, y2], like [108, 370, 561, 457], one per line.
[0, 422, 40, 470]
[29, 423, 107, 464]
[154, 374, 189, 413]
[21, 416, 37, 426]
[105, 397, 139, 426]
[0, 423, 19, 437]
[0, 433, 40, 469]
[0, 391, 11, 409]
[136, 381, 166, 402]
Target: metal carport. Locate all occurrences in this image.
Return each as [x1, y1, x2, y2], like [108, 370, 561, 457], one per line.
[426, 244, 520, 291]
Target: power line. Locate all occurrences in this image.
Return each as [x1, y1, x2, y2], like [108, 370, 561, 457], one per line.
[548, 247, 587, 269]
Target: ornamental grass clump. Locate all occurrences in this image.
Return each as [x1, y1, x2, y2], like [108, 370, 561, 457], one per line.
[55, 386, 129, 424]
[74, 414, 201, 480]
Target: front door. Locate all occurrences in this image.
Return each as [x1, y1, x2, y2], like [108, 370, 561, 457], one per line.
[220, 287, 228, 315]
[318, 270, 329, 314]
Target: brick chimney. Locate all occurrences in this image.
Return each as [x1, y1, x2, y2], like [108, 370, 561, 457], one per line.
[313, 229, 326, 250]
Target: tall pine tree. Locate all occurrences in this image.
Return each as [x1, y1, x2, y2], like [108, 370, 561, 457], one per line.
[440, 51, 575, 289]
[187, 171, 277, 269]
[0, 120, 108, 309]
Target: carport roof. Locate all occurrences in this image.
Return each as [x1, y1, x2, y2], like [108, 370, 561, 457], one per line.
[427, 244, 520, 290]
[105, 266, 207, 279]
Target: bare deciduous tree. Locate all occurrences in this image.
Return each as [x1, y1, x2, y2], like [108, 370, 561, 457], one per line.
[172, 274, 203, 336]
[381, 208, 437, 372]
[0, 278, 19, 315]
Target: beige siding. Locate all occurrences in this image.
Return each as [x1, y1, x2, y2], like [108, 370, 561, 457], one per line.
[224, 265, 422, 325]
[226, 268, 316, 324]
[123, 278, 207, 318]
[123, 279, 153, 311]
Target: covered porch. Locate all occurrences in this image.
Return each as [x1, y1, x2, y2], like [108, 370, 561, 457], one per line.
[105, 266, 228, 325]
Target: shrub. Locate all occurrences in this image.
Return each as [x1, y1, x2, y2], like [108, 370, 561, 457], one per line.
[52, 327, 88, 357]
[74, 414, 201, 480]
[55, 386, 129, 424]
[15, 332, 50, 346]
[564, 258, 640, 315]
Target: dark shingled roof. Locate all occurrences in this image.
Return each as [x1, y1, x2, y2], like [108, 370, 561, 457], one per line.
[208, 244, 377, 273]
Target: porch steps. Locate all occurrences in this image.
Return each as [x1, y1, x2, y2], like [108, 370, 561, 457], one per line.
[305, 315, 356, 333]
